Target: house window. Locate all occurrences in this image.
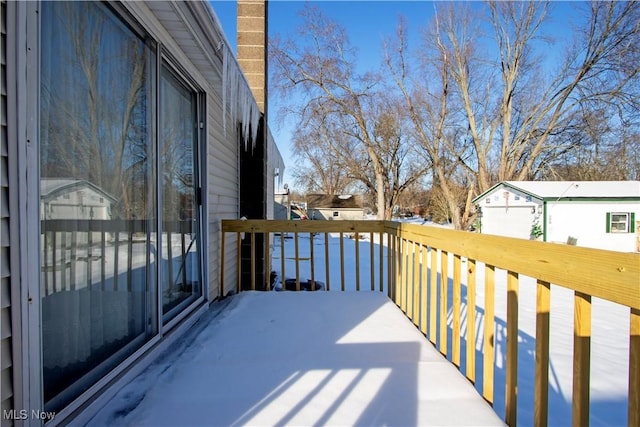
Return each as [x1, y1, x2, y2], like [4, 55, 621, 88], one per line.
[606, 212, 636, 233]
[333, 211, 339, 217]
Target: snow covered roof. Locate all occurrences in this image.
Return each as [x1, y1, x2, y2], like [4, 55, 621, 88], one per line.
[474, 181, 640, 202]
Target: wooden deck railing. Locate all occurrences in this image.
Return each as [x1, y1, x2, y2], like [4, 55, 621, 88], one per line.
[220, 219, 640, 427]
[41, 219, 195, 294]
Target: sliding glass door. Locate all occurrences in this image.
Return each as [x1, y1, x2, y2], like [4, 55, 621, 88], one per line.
[39, 1, 203, 412]
[40, 2, 157, 411]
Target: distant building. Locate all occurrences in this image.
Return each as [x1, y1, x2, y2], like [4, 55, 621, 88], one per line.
[473, 181, 640, 252]
[307, 194, 366, 220]
[274, 201, 288, 220]
[41, 178, 117, 245]
[41, 178, 116, 221]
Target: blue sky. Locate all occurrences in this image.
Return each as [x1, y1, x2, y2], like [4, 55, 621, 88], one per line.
[211, 1, 436, 63]
[208, 1, 579, 191]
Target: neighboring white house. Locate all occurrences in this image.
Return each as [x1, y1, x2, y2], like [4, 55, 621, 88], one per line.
[474, 181, 640, 252]
[40, 179, 116, 221]
[307, 194, 366, 220]
[41, 179, 117, 245]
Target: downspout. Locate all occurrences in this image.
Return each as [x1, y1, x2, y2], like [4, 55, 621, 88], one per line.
[542, 201, 548, 242]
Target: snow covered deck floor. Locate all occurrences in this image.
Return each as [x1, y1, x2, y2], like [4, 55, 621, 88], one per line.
[88, 292, 504, 426]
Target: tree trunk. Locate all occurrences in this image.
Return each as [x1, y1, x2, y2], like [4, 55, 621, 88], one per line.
[376, 173, 387, 220]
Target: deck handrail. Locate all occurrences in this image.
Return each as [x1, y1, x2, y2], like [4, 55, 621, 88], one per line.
[220, 219, 640, 427]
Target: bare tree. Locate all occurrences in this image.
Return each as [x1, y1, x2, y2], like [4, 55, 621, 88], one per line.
[351, 94, 429, 219]
[384, 14, 477, 229]
[270, 5, 428, 219]
[462, 1, 639, 186]
[270, 2, 638, 228]
[543, 105, 640, 181]
[41, 2, 149, 219]
[386, 1, 639, 229]
[290, 112, 357, 195]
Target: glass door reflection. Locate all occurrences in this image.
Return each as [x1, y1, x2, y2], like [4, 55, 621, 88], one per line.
[160, 65, 202, 320]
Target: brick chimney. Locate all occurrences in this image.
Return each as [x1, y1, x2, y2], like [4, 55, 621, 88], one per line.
[237, 0, 269, 291]
[237, 0, 267, 115]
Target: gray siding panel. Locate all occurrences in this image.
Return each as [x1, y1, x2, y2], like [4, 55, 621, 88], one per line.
[0, 0, 13, 424]
[207, 89, 240, 299]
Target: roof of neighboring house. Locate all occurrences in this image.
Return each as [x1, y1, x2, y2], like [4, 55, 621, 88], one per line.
[41, 178, 117, 203]
[307, 194, 364, 209]
[474, 181, 640, 202]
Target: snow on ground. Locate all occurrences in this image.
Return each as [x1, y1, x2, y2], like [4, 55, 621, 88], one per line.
[86, 292, 503, 426]
[272, 220, 630, 426]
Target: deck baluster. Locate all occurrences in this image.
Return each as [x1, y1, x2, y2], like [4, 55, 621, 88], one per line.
[630, 308, 640, 427]
[324, 232, 330, 291]
[453, 254, 462, 368]
[466, 259, 477, 384]
[428, 248, 437, 345]
[483, 264, 496, 405]
[572, 291, 592, 427]
[534, 280, 550, 427]
[505, 270, 519, 426]
[439, 250, 449, 356]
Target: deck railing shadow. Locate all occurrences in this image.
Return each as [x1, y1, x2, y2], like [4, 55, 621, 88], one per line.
[220, 219, 640, 427]
[403, 270, 573, 426]
[226, 294, 424, 426]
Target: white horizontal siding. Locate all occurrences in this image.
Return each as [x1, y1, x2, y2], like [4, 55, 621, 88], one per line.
[124, 2, 220, 92]
[546, 201, 639, 252]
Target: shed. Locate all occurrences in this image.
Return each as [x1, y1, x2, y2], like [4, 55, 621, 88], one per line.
[40, 178, 116, 221]
[307, 194, 365, 220]
[473, 181, 640, 252]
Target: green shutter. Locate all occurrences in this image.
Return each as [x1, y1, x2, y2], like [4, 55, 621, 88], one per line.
[606, 212, 611, 233]
[631, 212, 636, 233]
